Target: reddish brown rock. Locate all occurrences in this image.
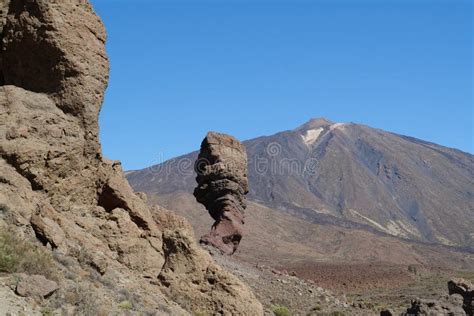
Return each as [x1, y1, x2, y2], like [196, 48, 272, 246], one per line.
[194, 132, 249, 255]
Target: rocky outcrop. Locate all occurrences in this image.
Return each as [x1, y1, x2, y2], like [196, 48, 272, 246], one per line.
[15, 274, 59, 299]
[194, 132, 249, 255]
[155, 207, 263, 314]
[0, 0, 262, 314]
[403, 297, 466, 316]
[401, 278, 474, 316]
[448, 278, 474, 315]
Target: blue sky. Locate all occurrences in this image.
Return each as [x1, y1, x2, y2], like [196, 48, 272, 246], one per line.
[91, 0, 473, 170]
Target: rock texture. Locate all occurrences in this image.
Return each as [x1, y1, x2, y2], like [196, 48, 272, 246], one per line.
[402, 297, 466, 316]
[401, 279, 473, 316]
[15, 274, 59, 298]
[194, 132, 249, 255]
[0, 277, 42, 316]
[448, 278, 474, 315]
[155, 207, 263, 314]
[0, 0, 262, 314]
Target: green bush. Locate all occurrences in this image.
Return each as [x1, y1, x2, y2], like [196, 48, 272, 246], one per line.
[271, 304, 292, 316]
[117, 300, 133, 310]
[0, 230, 56, 279]
[40, 307, 54, 316]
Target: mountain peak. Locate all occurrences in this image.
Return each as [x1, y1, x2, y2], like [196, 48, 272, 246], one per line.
[297, 118, 334, 131]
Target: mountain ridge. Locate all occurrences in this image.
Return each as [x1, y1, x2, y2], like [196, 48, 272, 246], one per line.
[125, 117, 472, 174]
[127, 118, 474, 251]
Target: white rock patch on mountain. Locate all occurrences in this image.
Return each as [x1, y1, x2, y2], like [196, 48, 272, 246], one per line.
[301, 127, 324, 146]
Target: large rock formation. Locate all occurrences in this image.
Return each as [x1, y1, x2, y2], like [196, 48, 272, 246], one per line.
[194, 132, 249, 255]
[0, 0, 262, 314]
[402, 297, 466, 316]
[448, 278, 474, 315]
[401, 278, 474, 316]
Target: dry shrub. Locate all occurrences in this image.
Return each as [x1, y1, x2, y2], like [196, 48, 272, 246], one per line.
[0, 230, 57, 280]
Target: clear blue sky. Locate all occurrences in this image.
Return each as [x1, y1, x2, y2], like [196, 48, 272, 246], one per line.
[91, 0, 473, 171]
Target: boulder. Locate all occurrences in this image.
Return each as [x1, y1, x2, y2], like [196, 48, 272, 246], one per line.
[448, 278, 474, 315]
[15, 274, 59, 298]
[402, 297, 466, 316]
[380, 309, 393, 316]
[400, 276, 474, 316]
[193, 132, 249, 255]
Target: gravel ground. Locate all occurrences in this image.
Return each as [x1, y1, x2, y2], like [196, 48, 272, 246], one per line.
[207, 247, 368, 315]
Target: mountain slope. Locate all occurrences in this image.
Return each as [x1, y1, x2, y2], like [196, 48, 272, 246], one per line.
[151, 192, 474, 270]
[127, 118, 474, 249]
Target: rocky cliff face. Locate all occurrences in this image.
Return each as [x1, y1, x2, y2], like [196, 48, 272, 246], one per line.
[194, 132, 249, 255]
[0, 0, 262, 314]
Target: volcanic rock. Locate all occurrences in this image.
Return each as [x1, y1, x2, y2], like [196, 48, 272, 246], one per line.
[448, 278, 474, 315]
[380, 309, 393, 316]
[402, 297, 466, 316]
[0, 0, 262, 314]
[15, 274, 59, 298]
[401, 279, 473, 316]
[155, 207, 263, 314]
[194, 132, 249, 255]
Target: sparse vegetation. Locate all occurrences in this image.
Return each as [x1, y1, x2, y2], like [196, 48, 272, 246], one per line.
[40, 307, 54, 316]
[0, 230, 57, 279]
[457, 270, 474, 282]
[118, 300, 133, 310]
[117, 288, 140, 311]
[64, 283, 104, 315]
[311, 304, 322, 311]
[271, 304, 292, 316]
[70, 245, 94, 267]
